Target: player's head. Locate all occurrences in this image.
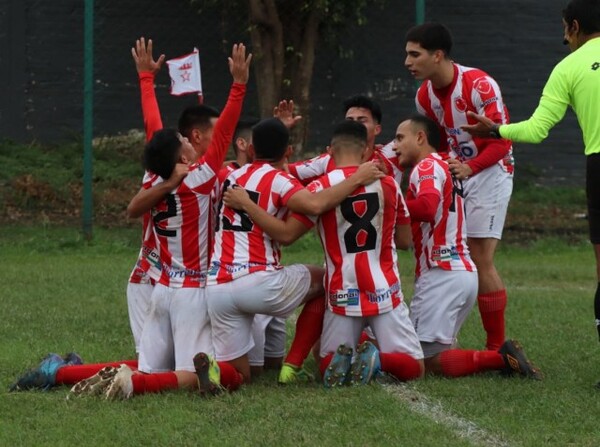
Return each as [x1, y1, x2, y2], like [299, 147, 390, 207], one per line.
[177, 105, 220, 157]
[405, 23, 453, 80]
[393, 114, 441, 169]
[233, 118, 258, 161]
[329, 120, 368, 161]
[143, 129, 195, 179]
[343, 95, 382, 147]
[562, 0, 600, 51]
[250, 118, 290, 162]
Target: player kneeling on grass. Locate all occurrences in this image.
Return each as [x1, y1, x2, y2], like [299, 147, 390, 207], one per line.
[393, 115, 542, 380]
[206, 118, 384, 384]
[224, 120, 425, 387]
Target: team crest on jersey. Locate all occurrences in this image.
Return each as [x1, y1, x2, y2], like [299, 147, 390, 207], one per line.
[328, 289, 359, 307]
[473, 77, 492, 95]
[418, 158, 434, 171]
[454, 97, 467, 113]
[431, 245, 460, 262]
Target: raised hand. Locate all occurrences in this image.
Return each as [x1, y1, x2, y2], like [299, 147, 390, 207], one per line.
[228, 43, 252, 85]
[273, 100, 302, 129]
[131, 37, 165, 74]
[460, 111, 497, 138]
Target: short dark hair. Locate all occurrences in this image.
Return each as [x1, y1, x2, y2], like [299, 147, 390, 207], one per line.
[330, 120, 368, 154]
[405, 22, 453, 56]
[563, 0, 600, 34]
[233, 118, 259, 154]
[407, 114, 441, 151]
[252, 118, 290, 161]
[177, 105, 220, 139]
[343, 95, 382, 124]
[143, 129, 182, 179]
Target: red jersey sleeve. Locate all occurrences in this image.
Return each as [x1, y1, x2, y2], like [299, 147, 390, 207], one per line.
[139, 72, 163, 142]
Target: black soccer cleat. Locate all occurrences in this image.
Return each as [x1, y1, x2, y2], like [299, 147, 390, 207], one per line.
[498, 339, 543, 380]
[193, 352, 223, 397]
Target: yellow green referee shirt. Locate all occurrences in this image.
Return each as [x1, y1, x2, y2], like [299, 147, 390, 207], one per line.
[499, 37, 600, 155]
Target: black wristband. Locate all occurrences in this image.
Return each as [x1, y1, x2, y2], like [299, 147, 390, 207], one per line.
[490, 124, 502, 139]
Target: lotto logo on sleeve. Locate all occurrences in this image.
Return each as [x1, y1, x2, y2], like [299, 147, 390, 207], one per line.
[431, 245, 460, 262]
[328, 289, 360, 307]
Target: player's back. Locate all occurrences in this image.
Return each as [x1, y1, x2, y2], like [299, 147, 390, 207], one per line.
[309, 167, 408, 317]
[209, 161, 303, 284]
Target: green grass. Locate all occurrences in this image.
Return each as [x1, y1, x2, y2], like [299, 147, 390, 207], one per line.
[1, 225, 600, 446]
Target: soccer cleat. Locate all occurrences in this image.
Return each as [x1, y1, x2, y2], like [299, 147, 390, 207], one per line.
[104, 364, 135, 400]
[193, 352, 223, 397]
[348, 341, 382, 386]
[323, 344, 353, 389]
[498, 339, 543, 380]
[278, 363, 314, 385]
[9, 353, 66, 391]
[68, 365, 119, 397]
[63, 352, 84, 366]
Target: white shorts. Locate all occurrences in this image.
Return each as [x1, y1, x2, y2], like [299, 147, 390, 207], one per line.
[410, 268, 478, 354]
[138, 284, 213, 373]
[248, 315, 287, 366]
[463, 164, 513, 239]
[126, 282, 153, 353]
[207, 265, 310, 362]
[320, 302, 424, 360]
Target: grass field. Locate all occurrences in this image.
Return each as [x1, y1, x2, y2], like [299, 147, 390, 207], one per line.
[2, 225, 600, 446]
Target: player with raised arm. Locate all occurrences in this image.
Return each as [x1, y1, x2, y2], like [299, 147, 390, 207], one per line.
[206, 118, 383, 384]
[393, 115, 542, 380]
[405, 23, 513, 352]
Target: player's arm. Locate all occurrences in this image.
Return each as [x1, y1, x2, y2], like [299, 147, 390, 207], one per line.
[287, 161, 384, 215]
[131, 37, 165, 141]
[223, 187, 310, 245]
[127, 163, 188, 218]
[394, 224, 412, 251]
[201, 44, 251, 174]
[406, 192, 440, 222]
[462, 66, 569, 143]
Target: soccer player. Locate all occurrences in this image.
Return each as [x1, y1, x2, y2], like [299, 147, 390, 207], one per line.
[287, 95, 403, 186]
[393, 115, 542, 379]
[223, 120, 425, 386]
[206, 117, 384, 384]
[461, 0, 600, 358]
[405, 23, 513, 351]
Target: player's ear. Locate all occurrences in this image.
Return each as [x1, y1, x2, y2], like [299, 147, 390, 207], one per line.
[326, 145, 332, 155]
[373, 123, 382, 137]
[236, 137, 248, 153]
[248, 143, 256, 160]
[433, 49, 444, 63]
[284, 145, 294, 160]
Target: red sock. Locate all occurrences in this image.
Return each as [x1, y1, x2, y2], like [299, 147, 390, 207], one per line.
[439, 350, 505, 377]
[284, 296, 325, 367]
[55, 361, 137, 385]
[379, 352, 422, 381]
[217, 362, 244, 391]
[478, 289, 507, 351]
[319, 353, 334, 377]
[131, 372, 178, 394]
[358, 330, 374, 345]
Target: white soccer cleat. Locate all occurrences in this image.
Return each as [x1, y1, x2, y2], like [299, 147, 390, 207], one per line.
[104, 364, 135, 400]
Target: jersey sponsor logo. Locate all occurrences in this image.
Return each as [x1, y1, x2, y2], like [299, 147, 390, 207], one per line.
[454, 97, 467, 113]
[207, 261, 266, 276]
[417, 174, 436, 183]
[431, 245, 460, 262]
[366, 281, 400, 304]
[328, 288, 360, 307]
[480, 96, 499, 108]
[473, 77, 492, 95]
[160, 261, 205, 281]
[142, 245, 161, 269]
[446, 127, 462, 136]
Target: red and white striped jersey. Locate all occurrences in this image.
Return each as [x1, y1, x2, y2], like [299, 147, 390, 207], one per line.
[149, 82, 246, 288]
[288, 143, 403, 186]
[293, 166, 410, 317]
[416, 63, 514, 174]
[218, 161, 241, 185]
[207, 162, 304, 285]
[408, 153, 476, 277]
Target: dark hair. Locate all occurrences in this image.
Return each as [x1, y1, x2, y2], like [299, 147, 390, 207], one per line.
[407, 114, 441, 151]
[405, 22, 453, 56]
[233, 118, 259, 154]
[143, 129, 182, 179]
[330, 120, 368, 153]
[563, 0, 600, 34]
[177, 105, 220, 139]
[252, 118, 290, 161]
[343, 95, 382, 124]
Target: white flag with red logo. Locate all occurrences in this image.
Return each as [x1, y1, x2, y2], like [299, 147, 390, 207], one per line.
[166, 48, 203, 96]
